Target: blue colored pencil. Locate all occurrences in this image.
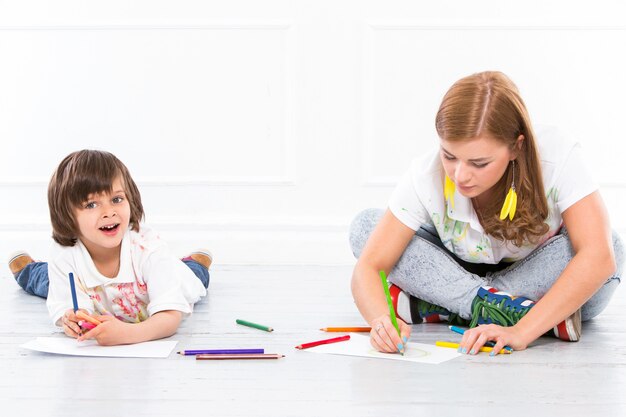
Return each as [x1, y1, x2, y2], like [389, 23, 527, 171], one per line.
[448, 325, 513, 352]
[177, 349, 265, 356]
[69, 272, 79, 312]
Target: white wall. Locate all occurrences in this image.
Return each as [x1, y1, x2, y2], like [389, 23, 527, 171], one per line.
[1, 1, 625, 265]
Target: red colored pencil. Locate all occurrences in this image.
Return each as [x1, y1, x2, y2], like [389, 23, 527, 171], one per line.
[295, 335, 351, 350]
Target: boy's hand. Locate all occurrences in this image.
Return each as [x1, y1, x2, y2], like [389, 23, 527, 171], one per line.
[77, 315, 132, 346]
[61, 308, 88, 338]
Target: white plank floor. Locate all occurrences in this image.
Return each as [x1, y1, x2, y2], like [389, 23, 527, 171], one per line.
[1, 264, 625, 416]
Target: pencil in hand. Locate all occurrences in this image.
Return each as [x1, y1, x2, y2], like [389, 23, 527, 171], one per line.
[78, 320, 97, 331]
[76, 310, 102, 326]
[380, 270, 404, 355]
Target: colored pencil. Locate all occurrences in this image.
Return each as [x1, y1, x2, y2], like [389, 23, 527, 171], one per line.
[69, 272, 79, 312]
[178, 349, 265, 356]
[448, 325, 513, 352]
[320, 327, 372, 332]
[196, 353, 284, 360]
[236, 319, 273, 332]
[76, 310, 102, 326]
[379, 270, 404, 355]
[78, 320, 97, 330]
[295, 335, 350, 350]
[436, 340, 512, 355]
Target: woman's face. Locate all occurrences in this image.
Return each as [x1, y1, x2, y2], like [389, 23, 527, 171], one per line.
[440, 134, 517, 200]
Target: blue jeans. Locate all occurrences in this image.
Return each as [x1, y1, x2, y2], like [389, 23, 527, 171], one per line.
[14, 259, 210, 299]
[349, 208, 624, 321]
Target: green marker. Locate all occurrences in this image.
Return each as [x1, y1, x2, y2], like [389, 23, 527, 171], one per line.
[236, 319, 274, 332]
[380, 270, 404, 355]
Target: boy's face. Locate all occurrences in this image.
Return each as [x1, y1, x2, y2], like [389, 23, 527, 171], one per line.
[74, 176, 131, 258]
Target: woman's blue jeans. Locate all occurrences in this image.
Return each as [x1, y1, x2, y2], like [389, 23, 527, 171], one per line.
[349, 208, 623, 321]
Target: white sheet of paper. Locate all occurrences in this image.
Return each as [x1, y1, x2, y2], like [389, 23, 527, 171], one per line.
[21, 337, 178, 358]
[305, 333, 461, 364]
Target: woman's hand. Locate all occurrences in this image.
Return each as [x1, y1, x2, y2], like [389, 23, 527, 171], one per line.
[77, 314, 132, 346]
[459, 324, 529, 355]
[369, 314, 411, 354]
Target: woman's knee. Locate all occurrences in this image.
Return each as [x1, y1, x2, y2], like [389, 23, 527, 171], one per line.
[580, 232, 623, 321]
[348, 208, 384, 258]
[581, 277, 620, 321]
[612, 231, 624, 278]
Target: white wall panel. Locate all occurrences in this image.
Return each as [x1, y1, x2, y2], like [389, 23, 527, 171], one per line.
[0, 24, 295, 184]
[0, 1, 624, 265]
[362, 24, 626, 186]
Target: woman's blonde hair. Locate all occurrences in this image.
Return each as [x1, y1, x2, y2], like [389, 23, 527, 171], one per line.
[435, 71, 549, 246]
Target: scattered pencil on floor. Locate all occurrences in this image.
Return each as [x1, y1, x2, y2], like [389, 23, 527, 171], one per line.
[236, 319, 273, 332]
[320, 327, 371, 332]
[178, 349, 265, 356]
[436, 340, 512, 355]
[196, 353, 284, 360]
[295, 335, 350, 350]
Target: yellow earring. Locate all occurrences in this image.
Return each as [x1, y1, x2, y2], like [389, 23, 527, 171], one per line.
[499, 160, 517, 221]
[444, 175, 455, 209]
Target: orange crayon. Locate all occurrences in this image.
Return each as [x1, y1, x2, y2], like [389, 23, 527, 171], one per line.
[320, 327, 372, 332]
[76, 310, 102, 326]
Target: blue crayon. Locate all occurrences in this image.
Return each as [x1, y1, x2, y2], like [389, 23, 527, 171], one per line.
[69, 272, 79, 312]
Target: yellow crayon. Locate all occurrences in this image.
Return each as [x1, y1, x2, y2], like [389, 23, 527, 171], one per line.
[435, 340, 512, 355]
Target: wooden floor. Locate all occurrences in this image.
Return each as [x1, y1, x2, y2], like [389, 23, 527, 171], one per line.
[1, 264, 625, 416]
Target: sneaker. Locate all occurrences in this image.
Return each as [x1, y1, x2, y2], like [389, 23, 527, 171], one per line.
[469, 286, 581, 342]
[553, 307, 582, 342]
[389, 284, 469, 325]
[8, 251, 35, 277]
[187, 249, 213, 270]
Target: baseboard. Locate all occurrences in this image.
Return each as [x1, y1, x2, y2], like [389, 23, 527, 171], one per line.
[0, 219, 357, 266]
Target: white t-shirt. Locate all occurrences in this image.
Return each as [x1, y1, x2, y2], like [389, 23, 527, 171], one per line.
[389, 126, 597, 264]
[46, 226, 207, 327]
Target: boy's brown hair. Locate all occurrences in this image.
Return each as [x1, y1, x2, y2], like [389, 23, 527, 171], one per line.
[48, 150, 144, 246]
